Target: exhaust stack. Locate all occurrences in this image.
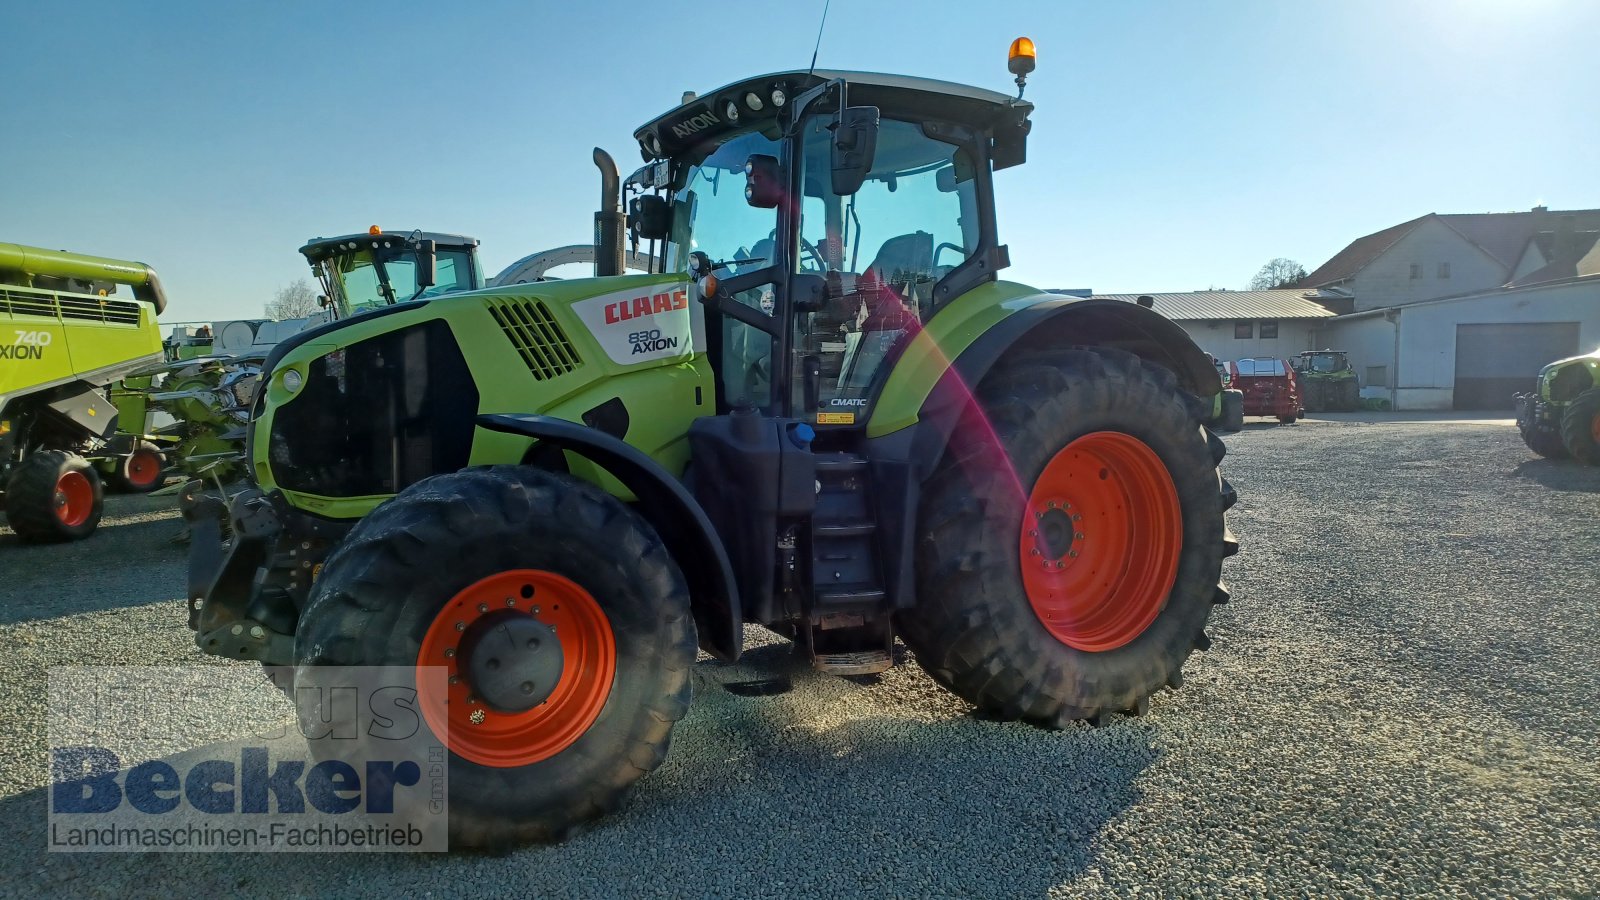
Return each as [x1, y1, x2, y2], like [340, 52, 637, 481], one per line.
[592, 148, 625, 278]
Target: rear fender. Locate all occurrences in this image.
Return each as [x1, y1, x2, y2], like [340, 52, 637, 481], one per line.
[477, 413, 741, 661]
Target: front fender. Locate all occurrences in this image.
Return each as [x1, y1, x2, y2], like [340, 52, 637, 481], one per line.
[477, 413, 742, 661]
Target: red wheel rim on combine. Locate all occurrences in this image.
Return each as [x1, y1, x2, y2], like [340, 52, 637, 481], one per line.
[1019, 431, 1182, 652]
[126, 450, 162, 488]
[416, 570, 616, 767]
[54, 471, 94, 527]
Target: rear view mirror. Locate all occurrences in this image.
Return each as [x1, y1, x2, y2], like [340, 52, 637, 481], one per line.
[415, 240, 437, 289]
[630, 195, 671, 240]
[831, 105, 879, 196]
[743, 154, 784, 208]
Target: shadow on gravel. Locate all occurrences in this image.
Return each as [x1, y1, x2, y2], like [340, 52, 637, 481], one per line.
[0, 643, 1158, 897]
[1510, 459, 1600, 493]
[0, 515, 187, 627]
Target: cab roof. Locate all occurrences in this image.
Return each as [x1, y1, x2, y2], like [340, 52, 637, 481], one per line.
[634, 69, 1033, 163]
[299, 231, 479, 263]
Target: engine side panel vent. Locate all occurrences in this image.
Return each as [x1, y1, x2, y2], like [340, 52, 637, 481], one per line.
[487, 298, 583, 381]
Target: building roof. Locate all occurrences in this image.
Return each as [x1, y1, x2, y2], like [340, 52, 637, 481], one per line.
[1302, 207, 1600, 289]
[1093, 290, 1338, 320]
[1300, 215, 1428, 288]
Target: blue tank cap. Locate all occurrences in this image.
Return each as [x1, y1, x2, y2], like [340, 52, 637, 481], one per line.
[789, 423, 816, 447]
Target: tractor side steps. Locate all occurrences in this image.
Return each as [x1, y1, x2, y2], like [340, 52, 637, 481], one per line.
[805, 451, 893, 675]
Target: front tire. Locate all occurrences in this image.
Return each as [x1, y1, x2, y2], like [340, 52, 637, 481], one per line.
[109, 441, 167, 493]
[1559, 388, 1600, 465]
[294, 466, 696, 847]
[901, 348, 1235, 726]
[4, 450, 105, 542]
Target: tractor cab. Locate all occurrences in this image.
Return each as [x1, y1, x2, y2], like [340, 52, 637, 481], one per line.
[1295, 350, 1353, 376]
[299, 229, 483, 317]
[621, 69, 1032, 425]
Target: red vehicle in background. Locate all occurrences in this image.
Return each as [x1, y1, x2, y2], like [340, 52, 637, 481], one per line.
[1229, 357, 1303, 424]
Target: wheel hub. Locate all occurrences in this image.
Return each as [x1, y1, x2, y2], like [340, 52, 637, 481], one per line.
[460, 613, 563, 713]
[1030, 504, 1080, 563]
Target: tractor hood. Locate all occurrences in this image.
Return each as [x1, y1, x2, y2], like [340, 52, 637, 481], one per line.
[247, 274, 708, 519]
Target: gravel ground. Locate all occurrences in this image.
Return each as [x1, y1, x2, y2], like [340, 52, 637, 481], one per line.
[2, 415, 1597, 898]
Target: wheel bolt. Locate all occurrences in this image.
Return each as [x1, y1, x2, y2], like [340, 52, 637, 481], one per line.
[443, 648, 455, 658]
[1071, 513, 1081, 522]
[1030, 548, 1040, 556]
[506, 598, 515, 606]
[1068, 550, 1079, 558]
[449, 675, 459, 685]
[469, 709, 485, 725]
[455, 622, 465, 632]
[1075, 532, 1085, 540]
[478, 603, 489, 614]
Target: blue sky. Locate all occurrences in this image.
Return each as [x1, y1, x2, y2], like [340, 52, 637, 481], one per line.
[5, 0, 1596, 321]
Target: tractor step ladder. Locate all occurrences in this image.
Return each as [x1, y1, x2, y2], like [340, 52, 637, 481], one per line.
[806, 451, 892, 675]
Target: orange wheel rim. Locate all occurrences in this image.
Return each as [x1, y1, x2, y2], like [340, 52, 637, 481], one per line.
[416, 570, 615, 768]
[127, 451, 161, 487]
[1019, 431, 1182, 652]
[54, 471, 94, 527]
[1591, 413, 1600, 445]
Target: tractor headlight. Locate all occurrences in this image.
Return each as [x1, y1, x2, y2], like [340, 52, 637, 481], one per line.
[724, 101, 740, 122]
[744, 91, 764, 111]
[280, 369, 303, 394]
[770, 87, 786, 107]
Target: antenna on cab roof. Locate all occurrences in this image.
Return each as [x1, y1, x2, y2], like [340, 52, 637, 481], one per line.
[806, 0, 832, 80]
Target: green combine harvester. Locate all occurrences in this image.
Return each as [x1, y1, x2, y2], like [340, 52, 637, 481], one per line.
[1293, 349, 1360, 413]
[0, 243, 169, 541]
[184, 46, 1239, 846]
[1516, 347, 1600, 464]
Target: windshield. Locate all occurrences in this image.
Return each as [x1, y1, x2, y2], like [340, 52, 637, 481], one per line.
[324, 247, 476, 314]
[1305, 354, 1346, 373]
[668, 128, 783, 276]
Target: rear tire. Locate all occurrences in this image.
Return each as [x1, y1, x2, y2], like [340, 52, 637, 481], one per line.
[109, 441, 167, 493]
[1338, 378, 1360, 412]
[901, 347, 1234, 726]
[1277, 413, 1297, 424]
[294, 466, 696, 847]
[4, 450, 104, 542]
[1559, 388, 1600, 465]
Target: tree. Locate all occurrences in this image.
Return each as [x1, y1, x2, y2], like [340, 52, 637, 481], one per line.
[1249, 258, 1308, 291]
[265, 279, 319, 320]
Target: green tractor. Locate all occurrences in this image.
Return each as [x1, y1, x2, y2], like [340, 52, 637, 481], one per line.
[1, 243, 169, 541]
[185, 52, 1238, 846]
[1515, 348, 1600, 464]
[1293, 349, 1359, 413]
[143, 229, 486, 484]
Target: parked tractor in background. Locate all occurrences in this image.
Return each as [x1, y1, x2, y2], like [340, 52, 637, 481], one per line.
[1515, 347, 1600, 464]
[137, 230, 486, 485]
[1294, 350, 1359, 413]
[0, 242, 169, 541]
[183, 48, 1239, 847]
[1231, 357, 1302, 424]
